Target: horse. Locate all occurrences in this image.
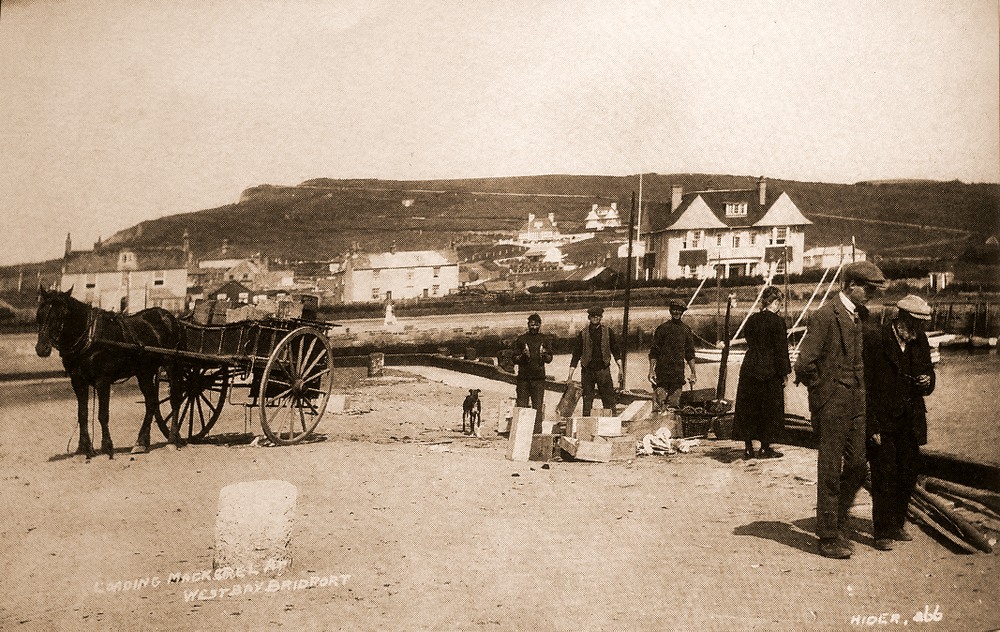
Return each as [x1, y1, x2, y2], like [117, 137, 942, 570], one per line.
[35, 286, 184, 458]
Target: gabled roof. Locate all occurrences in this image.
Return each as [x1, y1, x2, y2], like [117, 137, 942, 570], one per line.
[63, 247, 187, 274]
[353, 250, 456, 271]
[648, 187, 810, 233]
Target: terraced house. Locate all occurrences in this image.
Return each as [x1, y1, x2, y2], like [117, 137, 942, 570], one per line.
[643, 178, 811, 280]
[59, 234, 188, 313]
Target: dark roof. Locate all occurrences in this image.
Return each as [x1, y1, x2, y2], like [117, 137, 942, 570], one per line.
[63, 247, 187, 274]
[647, 188, 772, 232]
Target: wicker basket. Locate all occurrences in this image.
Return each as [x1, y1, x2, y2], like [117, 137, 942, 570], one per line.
[680, 413, 714, 438]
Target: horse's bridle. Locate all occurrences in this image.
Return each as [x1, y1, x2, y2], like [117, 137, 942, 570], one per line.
[39, 298, 93, 356]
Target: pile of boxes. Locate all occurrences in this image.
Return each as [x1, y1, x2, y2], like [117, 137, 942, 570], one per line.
[191, 298, 306, 326]
[503, 399, 654, 463]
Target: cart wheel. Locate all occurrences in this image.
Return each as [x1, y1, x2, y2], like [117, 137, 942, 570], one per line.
[154, 365, 229, 442]
[259, 327, 334, 445]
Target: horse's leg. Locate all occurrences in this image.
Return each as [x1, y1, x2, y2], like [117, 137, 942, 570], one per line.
[71, 375, 95, 458]
[132, 367, 156, 454]
[96, 379, 114, 459]
[167, 363, 184, 450]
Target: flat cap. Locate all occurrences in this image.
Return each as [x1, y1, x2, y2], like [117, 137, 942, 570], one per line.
[587, 306, 604, 317]
[761, 286, 784, 305]
[668, 299, 688, 311]
[527, 313, 542, 323]
[843, 261, 887, 289]
[897, 295, 931, 320]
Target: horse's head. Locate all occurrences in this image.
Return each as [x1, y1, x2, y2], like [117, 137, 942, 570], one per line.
[36, 285, 74, 357]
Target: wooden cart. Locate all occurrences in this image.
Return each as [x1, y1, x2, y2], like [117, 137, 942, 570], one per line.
[146, 316, 336, 445]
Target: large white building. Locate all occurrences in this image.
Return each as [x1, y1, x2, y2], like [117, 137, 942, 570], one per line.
[644, 179, 811, 280]
[60, 235, 188, 313]
[331, 246, 460, 303]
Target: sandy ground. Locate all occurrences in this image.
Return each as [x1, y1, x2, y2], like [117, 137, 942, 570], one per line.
[0, 368, 997, 631]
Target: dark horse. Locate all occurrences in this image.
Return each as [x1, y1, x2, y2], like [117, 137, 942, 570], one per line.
[35, 286, 183, 458]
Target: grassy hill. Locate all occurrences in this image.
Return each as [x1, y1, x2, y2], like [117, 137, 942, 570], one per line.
[11, 174, 1000, 270]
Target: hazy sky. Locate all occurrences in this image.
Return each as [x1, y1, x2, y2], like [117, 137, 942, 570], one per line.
[1, 0, 997, 266]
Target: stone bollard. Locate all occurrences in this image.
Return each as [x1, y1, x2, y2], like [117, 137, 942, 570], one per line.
[214, 480, 297, 576]
[368, 352, 384, 378]
[498, 349, 515, 373]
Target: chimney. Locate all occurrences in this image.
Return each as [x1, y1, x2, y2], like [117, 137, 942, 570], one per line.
[182, 228, 190, 255]
[527, 213, 535, 224]
[221, 238, 229, 256]
[64, 232, 72, 257]
[389, 241, 397, 254]
[671, 185, 683, 212]
[592, 203, 598, 212]
[758, 177, 767, 206]
[548, 212, 556, 226]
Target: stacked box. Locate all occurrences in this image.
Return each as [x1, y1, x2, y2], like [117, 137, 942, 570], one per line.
[529, 434, 559, 462]
[506, 408, 536, 461]
[558, 436, 612, 462]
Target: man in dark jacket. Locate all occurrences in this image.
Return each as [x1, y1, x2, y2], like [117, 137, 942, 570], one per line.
[567, 306, 621, 415]
[864, 295, 935, 551]
[513, 313, 554, 424]
[648, 299, 697, 411]
[794, 260, 886, 559]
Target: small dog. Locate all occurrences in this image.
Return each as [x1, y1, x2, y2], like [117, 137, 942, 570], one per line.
[462, 389, 482, 436]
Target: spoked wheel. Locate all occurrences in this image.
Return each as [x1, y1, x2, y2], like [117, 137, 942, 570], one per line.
[259, 327, 334, 445]
[154, 365, 230, 442]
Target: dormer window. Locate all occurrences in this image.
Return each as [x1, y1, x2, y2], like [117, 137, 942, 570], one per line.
[725, 202, 748, 217]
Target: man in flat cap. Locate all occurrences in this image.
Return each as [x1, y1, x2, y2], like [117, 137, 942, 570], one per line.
[513, 313, 554, 425]
[794, 260, 887, 559]
[648, 298, 697, 412]
[863, 294, 935, 551]
[568, 306, 622, 415]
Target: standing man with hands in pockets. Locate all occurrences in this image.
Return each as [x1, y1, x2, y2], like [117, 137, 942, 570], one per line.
[513, 313, 554, 425]
[794, 260, 887, 559]
[567, 306, 621, 416]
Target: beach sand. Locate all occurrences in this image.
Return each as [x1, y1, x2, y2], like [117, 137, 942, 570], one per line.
[0, 368, 997, 630]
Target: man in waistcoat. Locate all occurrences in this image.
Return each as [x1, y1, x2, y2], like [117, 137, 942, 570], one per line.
[567, 306, 622, 416]
[864, 294, 935, 551]
[794, 260, 886, 559]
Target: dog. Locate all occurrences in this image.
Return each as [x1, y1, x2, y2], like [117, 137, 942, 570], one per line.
[462, 389, 482, 436]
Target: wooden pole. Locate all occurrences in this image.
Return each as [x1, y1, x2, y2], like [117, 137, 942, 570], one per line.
[619, 191, 636, 391]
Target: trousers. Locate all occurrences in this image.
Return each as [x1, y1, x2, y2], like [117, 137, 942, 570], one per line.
[515, 379, 546, 425]
[581, 367, 616, 416]
[868, 429, 921, 538]
[814, 383, 867, 540]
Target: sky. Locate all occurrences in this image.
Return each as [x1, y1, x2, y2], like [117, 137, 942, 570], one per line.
[1, 0, 997, 266]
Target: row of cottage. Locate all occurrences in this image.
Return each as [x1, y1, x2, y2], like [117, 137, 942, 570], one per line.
[59, 179, 861, 313]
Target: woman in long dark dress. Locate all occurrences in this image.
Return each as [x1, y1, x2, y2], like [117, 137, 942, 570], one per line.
[733, 285, 791, 459]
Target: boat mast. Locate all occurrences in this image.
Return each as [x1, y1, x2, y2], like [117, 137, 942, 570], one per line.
[620, 190, 637, 391]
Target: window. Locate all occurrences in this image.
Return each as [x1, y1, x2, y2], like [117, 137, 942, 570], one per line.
[716, 234, 723, 247]
[153, 270, 165, 287]
[433, 267, 440, 278]
[750, 233, 757, 246]
[432, 284, 440, 296]
[686, 230, 702, 249]
[406, 270, 415, 283]
[85, 273, 96, 289]
[774, 227, 788, 245]
[733, 234, 741, 248]
[371, 288, 380, 300]
[775, 260, 786, 275]
[725, 202, 748, 217]
[372, 269, 380, 280]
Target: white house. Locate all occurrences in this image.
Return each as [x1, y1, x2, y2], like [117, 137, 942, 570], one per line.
[644, 179, 811, 280]
[802, 245, 867, 270]
[517, 213, 562, 242]
[60, 235, 188, 313]
[332, 246, 460, 303]
[585, 203, 622, 230]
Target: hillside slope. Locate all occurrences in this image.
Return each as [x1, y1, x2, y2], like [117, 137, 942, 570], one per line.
[48, 174, 1000, 264]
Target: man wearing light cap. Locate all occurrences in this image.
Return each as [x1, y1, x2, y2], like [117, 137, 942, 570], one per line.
[568, 306, 622, 415]
[794, 259, 887, 559]
[863, 294, 935, 551]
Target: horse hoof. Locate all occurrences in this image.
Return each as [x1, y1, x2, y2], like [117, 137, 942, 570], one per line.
[165, 443, 179, 451]
[130, 445, 147, 455]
